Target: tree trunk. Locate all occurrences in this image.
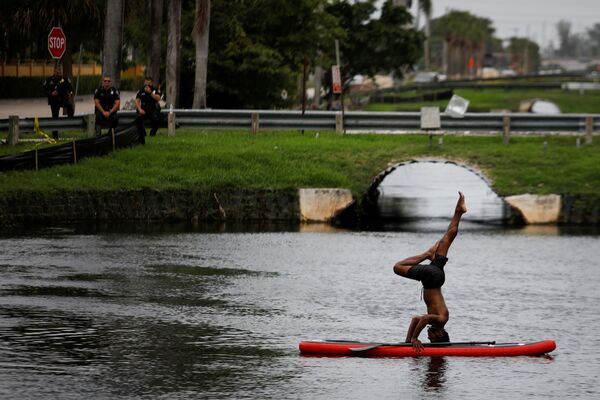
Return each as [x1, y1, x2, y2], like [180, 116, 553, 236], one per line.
[301, 57, 308, 114]
[442, 39, 448, 75]
[424, 14, 430, 70]
[192, 0, 210, 109]
[415, 6, 421, 29]
[478, 40, 485, 77]
[102, 0, 124, 88]
[166, 0, 182, 108]
[147, 0, 163, 84]
[62, 27, 74, 79]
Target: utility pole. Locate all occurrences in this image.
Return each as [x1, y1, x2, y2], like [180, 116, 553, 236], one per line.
[301, 56, 308, 134]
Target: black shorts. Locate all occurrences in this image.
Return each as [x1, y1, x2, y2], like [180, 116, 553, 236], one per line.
[406, 256, 448, 289]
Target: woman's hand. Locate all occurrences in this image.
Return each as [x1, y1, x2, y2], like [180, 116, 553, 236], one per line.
[411, 338, 424, 352]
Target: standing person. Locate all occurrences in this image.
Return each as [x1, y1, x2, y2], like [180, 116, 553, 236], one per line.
[135, 76, 162, 144]
[43, 66, 74, 140]
[393, 191, 467, 352]
[93, 76, 120, 137]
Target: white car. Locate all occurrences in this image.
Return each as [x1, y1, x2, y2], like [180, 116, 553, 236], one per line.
[414, 72, 439, 83]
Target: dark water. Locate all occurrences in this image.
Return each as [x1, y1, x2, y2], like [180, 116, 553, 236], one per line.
[0, 224, 599, 399]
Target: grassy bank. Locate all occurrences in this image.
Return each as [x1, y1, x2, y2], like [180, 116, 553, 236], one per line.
[366, 88, 600, 113]
[1, 129, 599, 197]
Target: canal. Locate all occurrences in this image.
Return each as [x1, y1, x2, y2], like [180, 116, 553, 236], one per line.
[0, 221, 598, 399]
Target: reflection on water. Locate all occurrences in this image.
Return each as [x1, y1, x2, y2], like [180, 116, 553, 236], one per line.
[378, 161, 513, 223]
[0, 225, 599, 399]
[424, 357, 447, 392]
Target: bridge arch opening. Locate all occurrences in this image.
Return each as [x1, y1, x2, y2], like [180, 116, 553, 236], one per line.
[372, 160, 515, 227]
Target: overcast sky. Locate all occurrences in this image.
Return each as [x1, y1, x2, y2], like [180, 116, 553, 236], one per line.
[392, 0, 600, 49]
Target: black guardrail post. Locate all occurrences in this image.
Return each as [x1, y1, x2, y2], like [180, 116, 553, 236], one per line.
[72, 140, 77, 164]
[168, 109, 176, 136]
[84, 114, 95, 137]
[335, 112, 343, 133]
[503, 115, 511, 144]
[251, 112, 259, 134]
[585, 115, 594, 144]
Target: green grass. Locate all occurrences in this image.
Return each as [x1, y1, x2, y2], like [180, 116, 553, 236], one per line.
[0, 129, 599, 197]
[366, 88, 600, 113]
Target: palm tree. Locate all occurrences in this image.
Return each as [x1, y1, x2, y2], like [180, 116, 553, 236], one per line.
[192, 0, 210, 109]
[433, 11, 493, 77]
[166, 0, 181, 107]
[103, 0, 124, 88]
[418, 0, 432, 70]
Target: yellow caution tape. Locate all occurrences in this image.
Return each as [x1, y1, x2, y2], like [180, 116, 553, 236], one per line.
[33, 116, 56, 147]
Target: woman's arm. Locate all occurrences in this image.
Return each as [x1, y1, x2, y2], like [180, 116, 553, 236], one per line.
[407, 313, 444, 352]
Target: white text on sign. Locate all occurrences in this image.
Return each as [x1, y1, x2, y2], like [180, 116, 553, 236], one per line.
[48, 37, 66, 49]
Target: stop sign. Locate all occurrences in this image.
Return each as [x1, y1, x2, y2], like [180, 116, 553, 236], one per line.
[48, 27, 66, 59]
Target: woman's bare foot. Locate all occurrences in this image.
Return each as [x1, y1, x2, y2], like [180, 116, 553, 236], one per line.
[456, 191, 467, 214]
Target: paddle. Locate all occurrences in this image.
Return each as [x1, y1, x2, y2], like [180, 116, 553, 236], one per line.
[350, 341, 497, 352]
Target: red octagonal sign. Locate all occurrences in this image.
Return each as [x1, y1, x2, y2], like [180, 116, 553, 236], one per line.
[48, 27, 66, 59]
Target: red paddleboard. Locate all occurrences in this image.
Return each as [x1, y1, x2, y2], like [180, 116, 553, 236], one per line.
[299, 339, 556, 357]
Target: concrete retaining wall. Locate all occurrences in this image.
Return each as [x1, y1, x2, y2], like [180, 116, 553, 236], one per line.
[505, 193, 600, 225]
[299, 188, 354, 222]
[0, 188, 300, 227]
[0, 189, 598, 227]
[504, 194, 561, 224]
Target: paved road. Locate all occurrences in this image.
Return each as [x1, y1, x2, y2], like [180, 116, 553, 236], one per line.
[0, 91, 137, 119]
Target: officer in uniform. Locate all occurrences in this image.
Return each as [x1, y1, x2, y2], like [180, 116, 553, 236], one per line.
[93, 75, 120, 137]
[135, 76, 162, 144]
[43, 66, 74, 140]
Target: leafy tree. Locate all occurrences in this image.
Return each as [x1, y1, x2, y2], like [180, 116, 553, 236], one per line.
[2, 0, 103, 77]
[431, 10, 494, 77]
[199, 0, 422, 108]
[508, 37, 540, 74]
[557, 20, 573, 58]
[206, 10, 296, 108]
[202, 0, 339, 108]
[588, 23, 600, 57]
[325, 0, 423, 82]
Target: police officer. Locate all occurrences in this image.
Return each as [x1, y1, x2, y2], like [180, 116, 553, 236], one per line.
[135, 76, 162, 144]
[43, 66, 74, 140]
[93, 75, 120, 137]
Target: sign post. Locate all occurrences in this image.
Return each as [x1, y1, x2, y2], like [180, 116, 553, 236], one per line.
[331, 65, 342, 94]
[48, 27, 67, 60]
[333, 39, 345, 134]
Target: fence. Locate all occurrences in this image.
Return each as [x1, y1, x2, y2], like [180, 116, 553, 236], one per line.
[0, 62, 144, 78]
[0, 123, 141, 172]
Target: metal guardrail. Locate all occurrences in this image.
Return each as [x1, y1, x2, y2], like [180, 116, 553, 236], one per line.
[1, 109, 599, 135]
